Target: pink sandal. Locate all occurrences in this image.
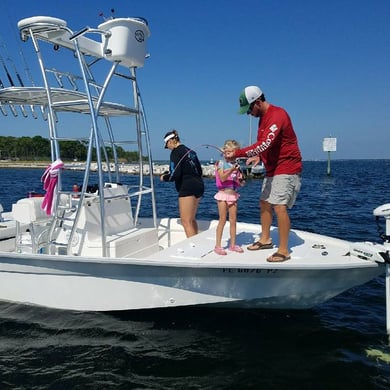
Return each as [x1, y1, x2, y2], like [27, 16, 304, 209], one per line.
[229, 245, 244, 253]
[214, 246, 227, 255]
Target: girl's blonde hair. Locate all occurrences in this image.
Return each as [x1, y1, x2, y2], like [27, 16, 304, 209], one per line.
[222, 139, 240, 150]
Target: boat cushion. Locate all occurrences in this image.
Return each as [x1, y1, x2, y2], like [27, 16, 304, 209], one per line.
[12, 197, 48, 224]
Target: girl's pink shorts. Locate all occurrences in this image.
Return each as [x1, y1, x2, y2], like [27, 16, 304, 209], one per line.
[214, 190, 240, 205]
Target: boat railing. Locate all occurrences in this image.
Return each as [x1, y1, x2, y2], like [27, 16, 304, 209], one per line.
[18, 16, 104, 58]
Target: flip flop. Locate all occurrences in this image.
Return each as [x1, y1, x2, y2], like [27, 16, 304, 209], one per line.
[247, 241, 273, 251]
[267, 252, 291, 262]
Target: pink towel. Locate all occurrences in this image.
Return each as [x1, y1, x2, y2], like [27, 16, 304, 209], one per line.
[41, 159, 64, 215]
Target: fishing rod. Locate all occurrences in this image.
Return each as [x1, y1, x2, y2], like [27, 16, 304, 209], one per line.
[0, 38, 28, 118]
[0, 71, 7, 116]
[10, 25, 36, 87]
[0, 9, 19, 117]
[10, 55, 25, 89]
[167, 143, 224, 180]
[0, 50, 29, 118]
[0, 35, 25, 87]
[0, 102, 7, 116]
[202, 143, 224, 154]
[0, 51, 14, 87]
[0, 52, 18, 117]
[4, 16, 39, 119]
[14, 42, 39, 119]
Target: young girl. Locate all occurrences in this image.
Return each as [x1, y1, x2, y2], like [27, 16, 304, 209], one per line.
[214, 140, 245, 255]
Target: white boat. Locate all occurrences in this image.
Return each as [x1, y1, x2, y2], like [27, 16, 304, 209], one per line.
[0, 15, 389, 333]
[236, 157, 265, 178]
[250, 161, 265, 177]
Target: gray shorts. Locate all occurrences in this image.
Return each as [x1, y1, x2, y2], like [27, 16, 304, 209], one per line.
[261, 174, 301, 209]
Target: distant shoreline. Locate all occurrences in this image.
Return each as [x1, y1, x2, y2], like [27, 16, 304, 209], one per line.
[0, 161, 268, 179]
[0, 161, 48, 169]
[0, 161, 218, 177]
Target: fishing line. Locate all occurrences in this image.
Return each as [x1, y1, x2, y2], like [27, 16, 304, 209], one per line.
[201, 143, 224, 154]
[167, 143, 224, 180]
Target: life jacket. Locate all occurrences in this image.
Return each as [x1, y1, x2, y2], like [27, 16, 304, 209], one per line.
[215, 160, 241, 191]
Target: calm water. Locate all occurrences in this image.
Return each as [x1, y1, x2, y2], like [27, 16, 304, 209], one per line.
[0, 160, 389, 389]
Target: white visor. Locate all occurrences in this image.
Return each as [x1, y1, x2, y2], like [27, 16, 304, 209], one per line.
[164, 133, 176, 147]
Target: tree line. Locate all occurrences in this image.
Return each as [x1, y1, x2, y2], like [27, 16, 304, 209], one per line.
[0, 135, 142, 162]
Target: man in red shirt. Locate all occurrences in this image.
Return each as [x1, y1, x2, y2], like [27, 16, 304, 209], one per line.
[233, 85, 302, 262]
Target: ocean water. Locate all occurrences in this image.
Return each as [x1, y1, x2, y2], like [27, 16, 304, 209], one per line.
[0, 160, 389, 389]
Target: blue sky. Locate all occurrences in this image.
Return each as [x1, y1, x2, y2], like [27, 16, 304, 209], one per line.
[0, 0, 389, 161]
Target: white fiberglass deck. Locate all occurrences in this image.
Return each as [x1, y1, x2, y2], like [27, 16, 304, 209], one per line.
[142, 221, 378, 271]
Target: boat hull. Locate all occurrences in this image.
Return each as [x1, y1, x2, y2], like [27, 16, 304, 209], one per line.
[0, 251, 384, 311]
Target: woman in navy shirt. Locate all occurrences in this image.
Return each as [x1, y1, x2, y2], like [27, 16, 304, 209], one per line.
[160, 130, 204, 237]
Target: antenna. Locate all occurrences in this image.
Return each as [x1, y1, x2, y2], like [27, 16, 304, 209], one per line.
[99, 8, 115, 21]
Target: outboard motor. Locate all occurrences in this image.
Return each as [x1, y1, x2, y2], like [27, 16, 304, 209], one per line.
[349, 204, 390, 264]
[374, 204, 390, 245]
[373, 204, 390, 338]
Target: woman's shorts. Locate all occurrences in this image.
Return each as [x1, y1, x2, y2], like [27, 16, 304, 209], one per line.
[214, 190, 240, 205]
[178, 177, 204, 198]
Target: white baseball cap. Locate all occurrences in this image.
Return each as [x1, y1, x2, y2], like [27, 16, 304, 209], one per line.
[238, 86, 263, 114]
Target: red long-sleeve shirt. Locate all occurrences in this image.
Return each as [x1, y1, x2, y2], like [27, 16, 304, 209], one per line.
[235, 104, 302, 177]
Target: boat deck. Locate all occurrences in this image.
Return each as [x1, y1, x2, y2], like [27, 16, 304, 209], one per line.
[143, 221, 375, 270]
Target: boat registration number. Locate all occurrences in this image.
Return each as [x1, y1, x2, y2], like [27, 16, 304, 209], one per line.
[222, 268, 277, 274]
